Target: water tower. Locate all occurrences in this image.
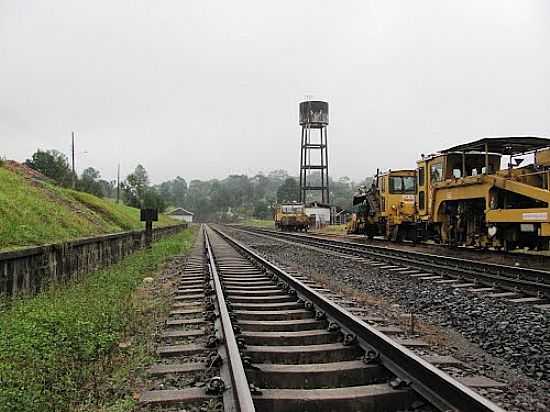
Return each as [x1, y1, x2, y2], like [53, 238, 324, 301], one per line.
[299, 100, 330, 204]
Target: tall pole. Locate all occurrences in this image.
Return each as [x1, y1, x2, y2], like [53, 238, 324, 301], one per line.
[71, 131, 76, 189]
[116, 163, 120, 203]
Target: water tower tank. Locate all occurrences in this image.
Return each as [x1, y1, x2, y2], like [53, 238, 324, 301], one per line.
[299, 101, 328, 127]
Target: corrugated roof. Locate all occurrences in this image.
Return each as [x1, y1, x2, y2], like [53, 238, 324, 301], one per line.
[440, 136, 550, 155]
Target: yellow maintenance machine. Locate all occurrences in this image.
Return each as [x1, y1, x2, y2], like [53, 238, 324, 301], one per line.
[274, 202, 310, 232]
[347, 169, 417, 240]
[415, 136, 550, 250]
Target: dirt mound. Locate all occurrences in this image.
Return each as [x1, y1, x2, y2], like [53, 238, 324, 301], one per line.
[3, 160, 53, 183]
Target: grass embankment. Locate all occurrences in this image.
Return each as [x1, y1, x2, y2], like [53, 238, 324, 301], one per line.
[0, 166, 176, 251]
[0, 227, 196, 412]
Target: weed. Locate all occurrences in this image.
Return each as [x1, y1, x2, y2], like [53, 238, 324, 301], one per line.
[0, 229, 196, 412]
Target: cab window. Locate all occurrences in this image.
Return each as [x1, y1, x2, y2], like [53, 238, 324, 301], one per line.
[418, 167, 425, 186]
[282, 205, 303, 213]
[389, 176, 403, 192]
[389, 176, 416, 194]
[430, 163, 443, 183]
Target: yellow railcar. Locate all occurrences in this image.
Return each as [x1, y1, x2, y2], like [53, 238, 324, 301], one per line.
[348, 170, 417, 241]
[274, 202, 310, 232]
[352, 137, 550, 250]
[415, 136, 550, 250]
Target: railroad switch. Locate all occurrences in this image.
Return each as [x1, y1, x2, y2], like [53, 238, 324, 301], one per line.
[241, 355, 258, 369]
[236, 337, 247, 349]
[343, 333, 358, 346]
[206, 376, 226, 395]
[315, 310, 327, 320]
[328, 322, 341, 332]
[206, 335, 219, 348]
[363, 349, 380, 364]
[205, 311, 217, 321]
[207, 352, 223, 368]
[389, 377, 411, 389]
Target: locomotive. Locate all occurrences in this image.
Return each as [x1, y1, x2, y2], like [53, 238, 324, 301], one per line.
[274, 202, 310, 232]
[350, 136, 550, 250]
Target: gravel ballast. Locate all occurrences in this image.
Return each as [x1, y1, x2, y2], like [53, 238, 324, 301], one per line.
[223, 227, 550, 412]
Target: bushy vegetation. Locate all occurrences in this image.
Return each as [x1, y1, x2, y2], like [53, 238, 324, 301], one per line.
[0, 167, 175, 250]
[20, 147, 369, 224]
[0, 229, 195, 412]
[25, 149, 75, 187]
[183, 171, 365, 222]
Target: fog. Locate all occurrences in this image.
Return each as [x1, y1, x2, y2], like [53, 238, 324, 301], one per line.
[1, 0, 549, 183]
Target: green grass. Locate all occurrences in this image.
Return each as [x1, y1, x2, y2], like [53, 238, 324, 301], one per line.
[0, 167, 176, 251]
[313, 223, 348, 235]
[0, 228, 196, 412]
[240, 218, 275, 229]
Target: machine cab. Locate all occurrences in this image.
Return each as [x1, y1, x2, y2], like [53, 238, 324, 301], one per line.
[377, 170, 417, 223]
[416, 150, 501, 219]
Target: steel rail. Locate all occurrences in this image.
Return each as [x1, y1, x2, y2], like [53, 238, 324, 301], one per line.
[243, 227, 550, 299]
[212, 225, 505, 412]
[204, 228, 256, 412]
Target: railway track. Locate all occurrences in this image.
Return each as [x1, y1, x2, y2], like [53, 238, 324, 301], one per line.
[139, 224, 505, 411]
[313, 231, 550, 270]
[237, 226, 550, 304]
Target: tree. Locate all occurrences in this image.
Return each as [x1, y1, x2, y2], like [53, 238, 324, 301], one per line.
[330, 176, 353, 210]
[124, 164, 149, 207]
[143, 188, 166, 211]
[172, 176, 187, 207]
[253, 200, 271, 219]
[153, 176, 187, 208]
[276, 177, 300, 203]
[25, 149, 73, 186]
[186, 179, 213, 220]
[78, 167, 103, 197]
[98, 179, 116, 198]
[157, 181, 174, 205]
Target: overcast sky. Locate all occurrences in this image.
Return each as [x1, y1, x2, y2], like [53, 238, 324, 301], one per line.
[1, 1, 549, 183]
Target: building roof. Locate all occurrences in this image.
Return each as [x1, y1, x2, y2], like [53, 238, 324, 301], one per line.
[440, 136, 550, 155]
[167, 207, 194, 216]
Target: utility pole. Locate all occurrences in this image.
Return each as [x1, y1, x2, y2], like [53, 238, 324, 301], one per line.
[71, 131, 76, 189]
[116, 163, 120, 203]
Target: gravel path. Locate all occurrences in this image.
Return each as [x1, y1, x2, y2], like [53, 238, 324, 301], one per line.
[225, 227, 550, 412]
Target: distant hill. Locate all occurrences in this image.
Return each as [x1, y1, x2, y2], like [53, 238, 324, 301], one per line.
[0, 161, 176, 251]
